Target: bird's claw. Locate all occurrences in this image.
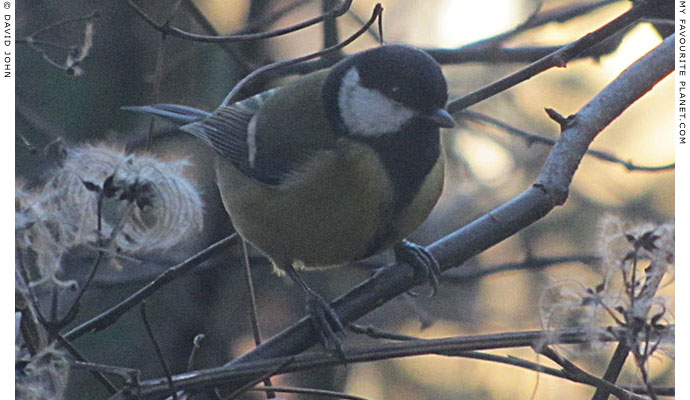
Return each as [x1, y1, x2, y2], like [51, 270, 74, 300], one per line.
[304, 289, 345, 356]
[394, 239, 441, 297]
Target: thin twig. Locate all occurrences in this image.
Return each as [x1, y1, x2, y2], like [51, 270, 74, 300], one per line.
[242, 241, 265, 346]
[107, 326, 672, 399]
[535, 33, 674, 202]
[178, 0, 310, 75]
[348, 324, 419, 341]
[220, 3, 383, 107]
[238, 0, 311, 35]
[225, 358, 295, 400]
[460, 111, 675, 172]
[446, 2, 650, 113]
[27, 10, 101, 38]
[433, 0, 620, 56]
[476, 0, 620, 47]
[592, 341, 635, 400]
[54, 190, 108, 329]
[349, 322, 650, 400]
[240, 239, 275, 398]
[71, 361, 140, 386]
[442, 254, 601, 283]
[54, 251, 105, 329]
[140, 0, 186, 150]
[626, 386, 674, 396]
[52, 330, 119, 393]
[346, 8, 381, 42]
[139, 302, 178, 400]
[145, 33, 167, 151]
[537, 345, 645, 400]
[63, 234, 239, 341]
[15, 38, 72, 50]
[592, 259, 670, 400]
[16, 264, 119, 394]
[19, 10, 100, 74]
[248, 385, 369, 400]
[427, 44, 620, 65]
[124, 0, 353, 43]
[177, 0, 248, 70]
[165, 0, 185, 25]
[322, 0, 342, 63]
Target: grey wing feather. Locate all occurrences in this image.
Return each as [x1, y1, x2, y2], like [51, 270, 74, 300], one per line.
[122, 104, 212, 125]
[179, 88, 279, 166]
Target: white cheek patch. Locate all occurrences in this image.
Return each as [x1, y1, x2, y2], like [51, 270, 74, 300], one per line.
[338, 67, 415, 137]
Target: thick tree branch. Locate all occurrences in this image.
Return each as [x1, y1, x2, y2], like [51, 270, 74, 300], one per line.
[536, 34, 674, 203]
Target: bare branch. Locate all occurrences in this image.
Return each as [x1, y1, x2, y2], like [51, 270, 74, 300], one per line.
[446, 2, 650, 113]
[140, 302, 178, 400]
[63, 234, 239, 341]
[592, 259, 671, 400]
[240, 239, 276, 398]
[71, 361, 140, 385]
[537, 34, 674, 203]
[108, 326, 672, 398]
[441, 254, 601, 283]
[25, 10, 101, 38]
[463, 0, 621, 49]
[220, 3, 383, 106]
[17, 254, 119, 394]
[460, 111, 675, 172]
[536, 346, 645, 400]
[248, 386, 368, 400]
[124, 0, 353, 43]
[427, 44, 618, 65]
[18, 10, 100, 75]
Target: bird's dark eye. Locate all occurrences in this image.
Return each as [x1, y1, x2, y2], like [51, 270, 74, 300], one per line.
[386, 86, 404, 101]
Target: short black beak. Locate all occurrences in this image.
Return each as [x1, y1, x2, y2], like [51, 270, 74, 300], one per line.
[427, 108, 456, 128]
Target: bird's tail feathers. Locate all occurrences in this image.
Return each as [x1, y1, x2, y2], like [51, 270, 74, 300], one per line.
[121, 104, 212, 126]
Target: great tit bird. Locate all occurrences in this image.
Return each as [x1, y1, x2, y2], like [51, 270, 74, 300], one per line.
[125, 44, 454, 350]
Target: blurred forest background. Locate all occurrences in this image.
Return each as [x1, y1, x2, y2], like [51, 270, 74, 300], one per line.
[15, 0, 674, 399]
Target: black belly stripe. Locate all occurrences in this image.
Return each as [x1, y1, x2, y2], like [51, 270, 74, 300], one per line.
[357, 119, 440, 217]
[355, 119, 441, 257]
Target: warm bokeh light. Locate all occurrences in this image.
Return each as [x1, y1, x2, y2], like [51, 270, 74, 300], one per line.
[390, 321, 595, 399]
[196, 0, 250, 33]
[598, 23, 665, 78]
[453, 129, 515, 185]
[435, 0, 532, 47]
[343, 363, 386, 399]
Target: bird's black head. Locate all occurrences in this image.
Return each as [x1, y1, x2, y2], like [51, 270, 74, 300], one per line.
[323, 45, 454, 137]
